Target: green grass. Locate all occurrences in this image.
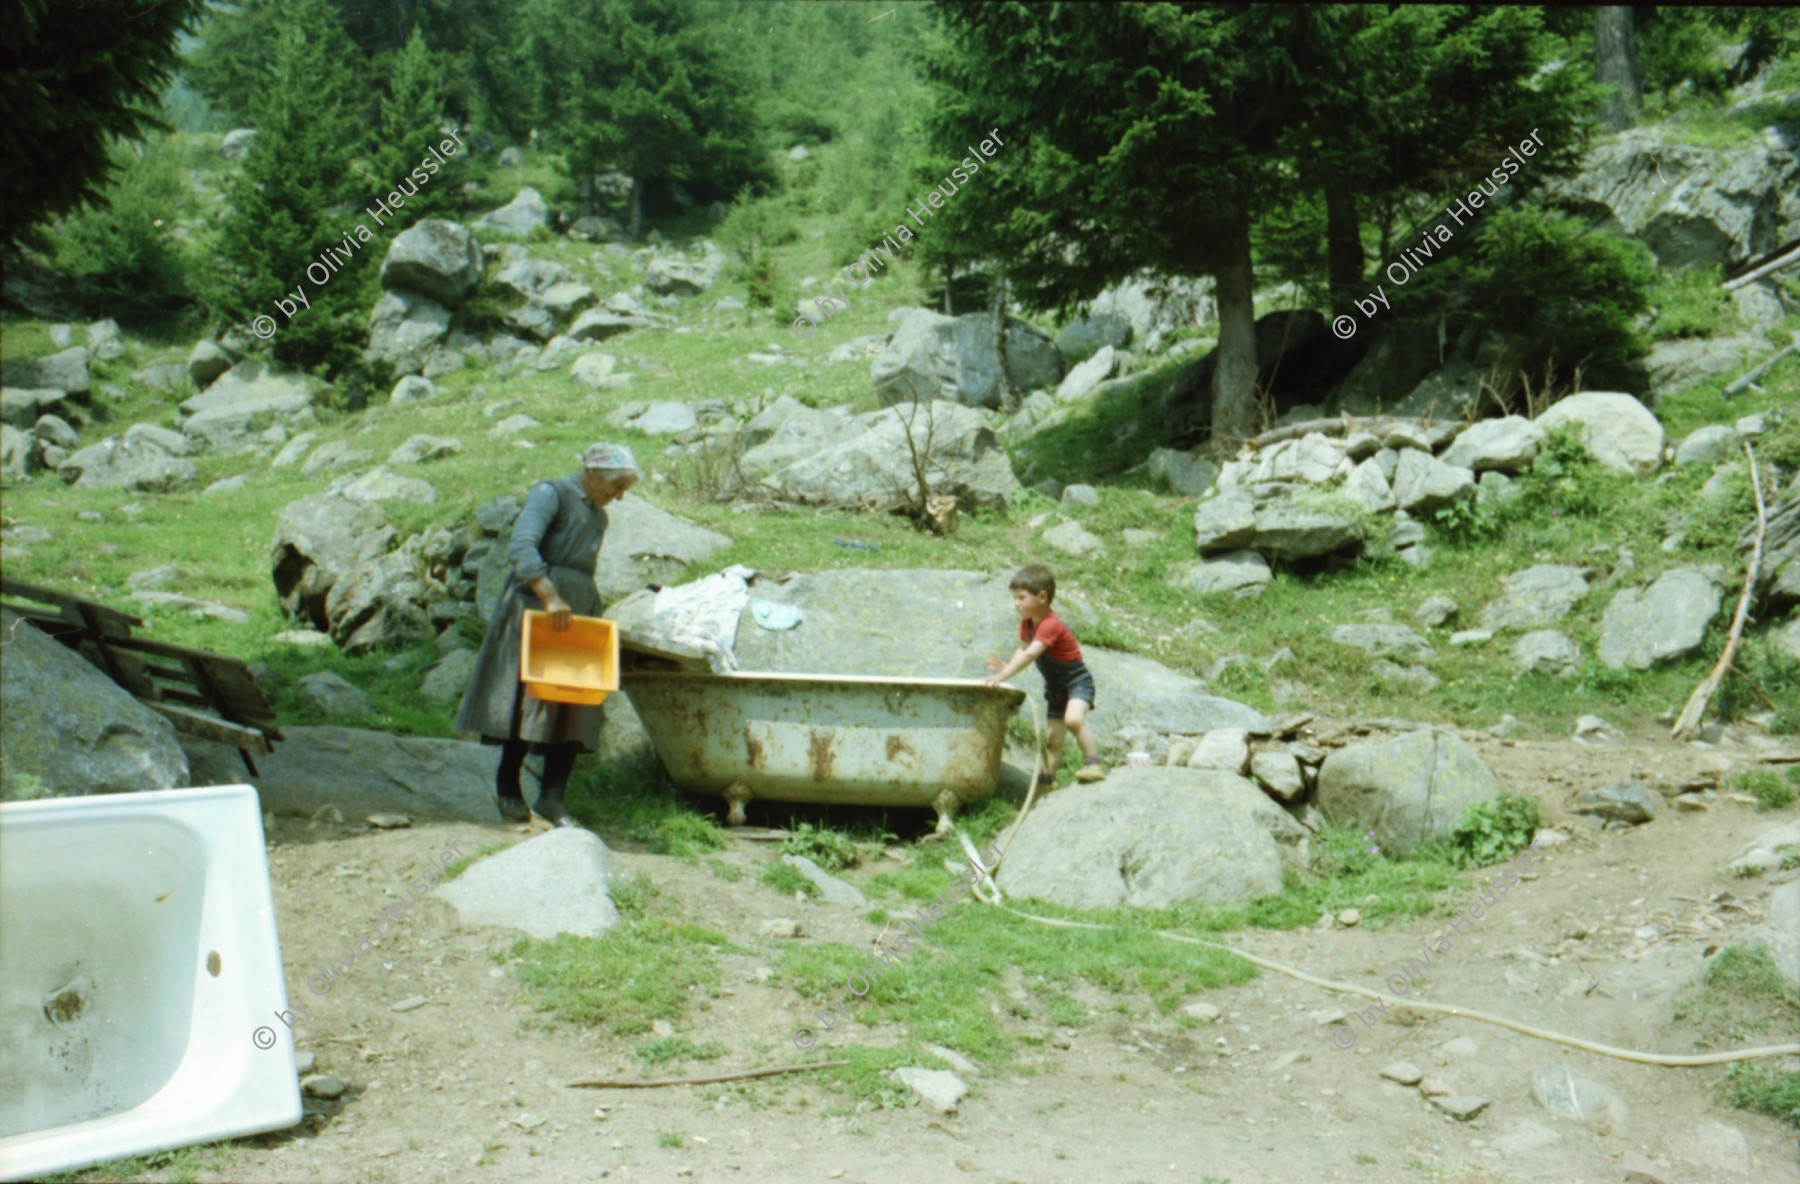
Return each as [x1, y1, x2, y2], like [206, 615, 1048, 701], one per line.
[1732, 768, 1798, 811]
[761, 861, 819, 899]
[508, 917, 734, 1037]
[1675, 944, 1800, 1130]
[778, 821, 861, 872]
[38, 1142, 250, 1184]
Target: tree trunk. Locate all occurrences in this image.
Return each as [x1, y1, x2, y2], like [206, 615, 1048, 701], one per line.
[1596, 7, 1641, 132]
[628, 180, 642, 240]
[1210, 199, 1260, 447]
[1325, 185, 1363, 316]
[992, 274, 1013, 411]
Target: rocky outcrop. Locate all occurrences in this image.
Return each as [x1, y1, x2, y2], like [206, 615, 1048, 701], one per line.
[177, 360, 320, 451]
[1534, 392, 1665, 476]
[769, 400, 1021, 511]
[1597, 568, 1724, 669]
[474, 187, 550, 237]
[871, 308, 1064, 409]
[270, 492, 396, 630]
[181, 726, 495, 821]
[1, 609, 189, 799]
[57, 432, 199, 492]
[366, 289, 452, 375]
[1, 347, 91, 397]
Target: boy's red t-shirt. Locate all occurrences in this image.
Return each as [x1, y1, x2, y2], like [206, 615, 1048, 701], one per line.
[1020, 611, 1083, 661]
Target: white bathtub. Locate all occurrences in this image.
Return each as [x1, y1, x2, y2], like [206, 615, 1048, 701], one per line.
[0, 786, 302, 1181]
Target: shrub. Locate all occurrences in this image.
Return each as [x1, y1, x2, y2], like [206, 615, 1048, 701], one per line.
[779, 821, 859, 872]
[1731, 769, 1797, 811]
[47, 136, 194, 315]
[1445, 793, 1540, 868]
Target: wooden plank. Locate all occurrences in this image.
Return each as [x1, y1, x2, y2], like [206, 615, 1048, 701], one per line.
[145, 702, 273, 754]
[0, 577, 143, 635]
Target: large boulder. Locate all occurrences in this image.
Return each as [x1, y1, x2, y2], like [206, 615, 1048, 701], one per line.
[379, 220, 483, 306]
[1, 609, 189, 799]
[473, 186, 550, 237]
[57, 435, 198, 492]
[270, 492, 396, 630]
[180, 726, 496, 822]
[436, 828, 622, 939]
[1, 387, 76, 429]
[995, 769, 1304, 909]
[1645, 336, 1768, 399]
[871, 309, 1064, 409]
[770, 400, 1021, 511]
[186, 340, 239, 389]
[1, 347, 91, 396]
[1597, 568, 1724, 670]
[1086, 272, 1213, 354]
[1249, 499, 1367, 562]
[1054, 311, 1131, 360]
[1, 423, 37, 482]
[1316, 729, 1503, 857]
[365, 289, 453, 375]
[494, 257, 574, 301]
[177, 360, 320, 452]
[737, 397, 862, 474]
[1392, 449, 1476, 512]
[1535, 392, 1665, 476]
[646, 250, 725, 296]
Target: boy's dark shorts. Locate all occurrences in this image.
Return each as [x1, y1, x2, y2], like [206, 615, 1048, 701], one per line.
[1036, 655, 1096, 721]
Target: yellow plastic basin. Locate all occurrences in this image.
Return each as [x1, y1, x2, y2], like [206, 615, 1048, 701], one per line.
[520, 611, 619, 705]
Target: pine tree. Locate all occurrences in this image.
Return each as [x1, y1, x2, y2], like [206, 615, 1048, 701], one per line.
[211, 0, 367, 375]
[1, 0, 203, 248]
[368, 26, 449, 223]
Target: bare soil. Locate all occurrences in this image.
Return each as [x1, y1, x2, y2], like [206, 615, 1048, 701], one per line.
[148, 729, 1800, 1184]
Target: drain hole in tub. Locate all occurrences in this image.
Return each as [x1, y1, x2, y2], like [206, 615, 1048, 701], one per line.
[43, 972, 97, 1030]
[208, 950, 222, 977]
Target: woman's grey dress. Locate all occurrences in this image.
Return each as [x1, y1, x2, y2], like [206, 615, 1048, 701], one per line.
[453, 475, 609, 750]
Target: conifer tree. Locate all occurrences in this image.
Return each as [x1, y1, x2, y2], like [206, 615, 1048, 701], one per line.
[211, 0, 366, 374]
[369, 26, 449, 222]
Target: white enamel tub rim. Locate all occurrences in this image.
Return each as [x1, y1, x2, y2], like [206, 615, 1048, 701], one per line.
[0, 785, 302, 1182]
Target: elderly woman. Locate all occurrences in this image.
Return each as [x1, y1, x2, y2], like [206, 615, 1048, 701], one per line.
[454, 442, 639, 826]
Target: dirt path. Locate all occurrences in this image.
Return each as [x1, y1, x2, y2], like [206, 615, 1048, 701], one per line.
[181, 731, 1798, 1184]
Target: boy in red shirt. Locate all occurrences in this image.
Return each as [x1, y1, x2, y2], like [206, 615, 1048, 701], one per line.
[983, 564, 1105, 790]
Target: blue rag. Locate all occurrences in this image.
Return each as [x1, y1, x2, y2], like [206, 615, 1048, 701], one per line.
[750, 600, 803, 631]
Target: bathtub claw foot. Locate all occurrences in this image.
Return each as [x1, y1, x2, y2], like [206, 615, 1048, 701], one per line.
[723, 781, 752, 827]
[929, 789, 962, 838]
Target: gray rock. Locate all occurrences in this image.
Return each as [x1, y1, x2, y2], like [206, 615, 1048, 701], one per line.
[300, 1075, 346, 1100]
[435, 828, 621, 939]
[780, 854, 865, 905]
[1147, 449, 1219, 497]
[1597, 568, 1723, 669]
[1175, 550, 1271, 597]
[1250, 501, 1366, 562]
[1535, 392, 1665, 476]
[420, 648, 478, 702]
[177, 360, 319, 452]
[85, 319, 126, 361]
[1747, 492, 1800, 610]
[270, 431, 318, 470]
[890, 1067, 968, 1115]
[1055, 311, 1132, 358]
[220, 128, 255, 159]
[1373, 659, 1440, 689]
[771, 401, 1020, 511]
[1, 346, 91, 396]
[1729, 879, 1798, 992]
[1512, 630, 1579, 675]
[0, 424, 37, 482]
[1193, 489, 1258, 553]
[187, 340, 236, 389]
[1530, 1064, 1628, 1134]
[1573, 781, 1659, 824]
[1480, 565, 1589, 630]
[1252, 434, 1350, 485]
[391, 375, 436, 404]
[490, 414, 538, 436]
[1674, 424, 1741, 467]
[538, 281, 598, 320]
[131, 362, 189, 393]
[379, 220, 482, 306]
[1440, 416, 1545, 473]
[388, 435, 461, 465]
[366, 290, 452, 375]
[996, 769, 1304, 908]
[203, 474, 249, 497]
[1184, 729, 1249, 774]
[1330, 624, 1433, 658]
[1392, 448, 1475, 512]
[1249, 751, 1305, 802]
[475, 495, 523, 535]
[565, 308, 655, 342]
[628, 402, 699, 436]
[570, 353, 618, 387]
[298, 440, 374, 476]
[493, 256, 575, 302]
[271, 492, 395, 629]
[326, 537, 432, 654]
[1684, 1118, 1754, 1179]
[1061, 483, 1101, 508]
[329, 466, 436, 506]
[1055, 345, 1119, 402]
[646, 252, 724, 296]
[1317, 730, 1502, 857]
[32, 414, 79, 449]
[1415, 596, 1459, 628]
[870, 308, 1064, 410]
[1774, 615, 1800, 662]
[472, 186, 550, 237]
[123, 422, 192, 457]
[1042, 519, 1103, 558]
[1, 609, 189, 799]
[1340, 457, 1394, 513]
[2, 387, 75, 428]
[58, 437, 198, 492]
[296, 671, 373, 717]
[1645, 335, 1767, 397]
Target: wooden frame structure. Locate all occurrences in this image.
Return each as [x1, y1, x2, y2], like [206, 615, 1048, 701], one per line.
[0, 576, 282, 775]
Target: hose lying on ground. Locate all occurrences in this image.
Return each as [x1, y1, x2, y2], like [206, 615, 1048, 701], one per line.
[957, 735, 1800, 1069]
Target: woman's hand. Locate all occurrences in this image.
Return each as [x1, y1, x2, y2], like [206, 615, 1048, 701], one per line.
[545, 595, 573, 630]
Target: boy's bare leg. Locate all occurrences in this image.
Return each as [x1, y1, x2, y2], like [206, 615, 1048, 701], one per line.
[1041, 720, 1069, 785]
[1066, 701, 1105, 781]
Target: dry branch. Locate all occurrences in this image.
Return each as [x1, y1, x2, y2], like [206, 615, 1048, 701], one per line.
[1246, 415, 1447, 451]
[1723, 331, 1800, 397]
[1671, 441, 1768, 740]
[567, 1061, 849, 1089]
